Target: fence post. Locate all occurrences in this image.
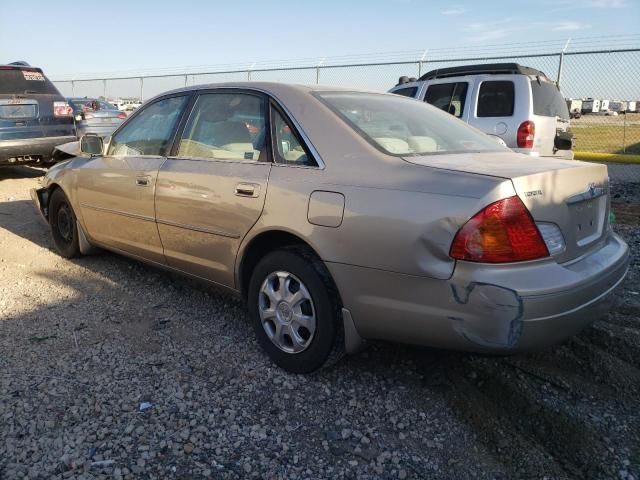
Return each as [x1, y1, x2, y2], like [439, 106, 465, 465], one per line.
[71, 80, 75, 96]
[140, 77, 144, 102]
[556, 38, 571, 87]
[103, 79, 107, 99]
[623, 112, 627, 153]
[418, 49, 428, 78]
[184, 74, 188, 87]
[247, 63, 255, 81]
[316, 57, 326, 84]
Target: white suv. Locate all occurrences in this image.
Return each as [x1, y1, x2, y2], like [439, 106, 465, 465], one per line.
[389, 63, 574, 159]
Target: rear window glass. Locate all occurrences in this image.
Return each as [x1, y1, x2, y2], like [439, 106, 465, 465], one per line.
[424, 82, 468, 117]
[477, 81, 514, 117]
[69, 99, 117, 112]
[316, 92, 506, 157]
[0, 68, 61, 95]
[392, 87, 418, 98]
[531, 80, 569, 120]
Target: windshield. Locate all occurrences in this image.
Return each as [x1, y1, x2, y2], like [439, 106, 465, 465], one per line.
[317, 92, 507, 156]
[0, 68, 61, 95]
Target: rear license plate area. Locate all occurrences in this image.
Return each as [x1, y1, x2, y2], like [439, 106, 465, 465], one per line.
[0, 104, 37, 119]
[570, 196, 605, 246]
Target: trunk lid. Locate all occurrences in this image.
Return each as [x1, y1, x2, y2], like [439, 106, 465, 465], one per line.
[404, 151, 610, 263]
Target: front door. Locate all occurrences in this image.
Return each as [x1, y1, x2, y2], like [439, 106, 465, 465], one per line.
[77, 95, 190, 264]
[155, 91, 271, 287]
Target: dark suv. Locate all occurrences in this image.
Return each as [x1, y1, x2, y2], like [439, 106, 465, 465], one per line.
[0, 62, 76, 166]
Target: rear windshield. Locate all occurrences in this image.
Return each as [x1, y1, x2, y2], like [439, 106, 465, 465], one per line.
[316, 92, 506, 156]
[0, 68, 61, 95]
[69, 99, 118, 112]
[531, 79, 569, 120]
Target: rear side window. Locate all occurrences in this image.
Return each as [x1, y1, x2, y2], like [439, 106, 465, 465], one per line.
[531, 80, 569, 120]
[392, 87, 418, 98]
[272, 108, 316, 167]
[424, 82, 467, 117]
[477, 81, 515, 117]
[0, 68, 61, 95]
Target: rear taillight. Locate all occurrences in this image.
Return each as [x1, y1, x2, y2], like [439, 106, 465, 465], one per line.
[517, 120, 535, 148]
[118, 112, 127, 120]
[53, 101, 73, 117]
[450, 196, 549, 263]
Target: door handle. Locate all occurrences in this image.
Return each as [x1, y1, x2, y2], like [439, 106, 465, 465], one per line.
[235, 183, 260, 197]
[136, 176, 150, 187]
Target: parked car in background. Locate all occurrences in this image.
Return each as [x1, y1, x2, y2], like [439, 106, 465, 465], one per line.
[108, 98, 141, 112]
[0, 61, 76, 166]
[389, 63, 574, 159]
[32, 83, 628, 373]
[68, 97, 126, 137]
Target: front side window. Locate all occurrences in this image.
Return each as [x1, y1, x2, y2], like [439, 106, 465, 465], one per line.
[477, 81, 515, 117]
[317, 92, 506, 156]
[272, 109, 316, 167]
[392, 87, 418, 98]
[424, 82, 468, 117]
[177, 93, 266, 161]
[108, 95, 188, 156]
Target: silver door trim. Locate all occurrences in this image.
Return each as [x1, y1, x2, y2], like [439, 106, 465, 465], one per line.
[155, 218, 240, 239]
[80, 203, 155, 222]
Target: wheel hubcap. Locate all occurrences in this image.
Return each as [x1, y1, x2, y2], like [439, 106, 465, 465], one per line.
[258, 271, 316, 354]
[57, 205, 73, 243]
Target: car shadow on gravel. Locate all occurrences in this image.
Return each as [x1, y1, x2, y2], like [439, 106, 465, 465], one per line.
[0, 165, 45, 181]
[1, 191, 639, 478]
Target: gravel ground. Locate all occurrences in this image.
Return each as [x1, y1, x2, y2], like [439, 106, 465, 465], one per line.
[0, 166, 638, 480]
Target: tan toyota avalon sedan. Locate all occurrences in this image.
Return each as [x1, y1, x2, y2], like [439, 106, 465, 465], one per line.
[31, 83, 629, 373]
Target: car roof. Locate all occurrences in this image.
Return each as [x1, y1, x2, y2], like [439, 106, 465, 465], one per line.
[154, 82, 388, 100]
[0, 63, 43, 72]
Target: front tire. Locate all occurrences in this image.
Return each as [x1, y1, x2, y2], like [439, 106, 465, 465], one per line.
[48, 188, 80, 258]
[248, 248, 343, 373]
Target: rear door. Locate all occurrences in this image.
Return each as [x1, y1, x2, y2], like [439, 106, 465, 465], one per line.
[76, 94, 190, 263]
[468, 75, 526, 148]
[530, 78, 572, 158]
[155, 90, 271, 288]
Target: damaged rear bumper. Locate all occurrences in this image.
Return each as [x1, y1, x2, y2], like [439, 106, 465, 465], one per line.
[326, 231, 629, 352]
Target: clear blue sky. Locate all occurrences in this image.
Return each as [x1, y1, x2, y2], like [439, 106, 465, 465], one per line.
[2, 0, 638, 79]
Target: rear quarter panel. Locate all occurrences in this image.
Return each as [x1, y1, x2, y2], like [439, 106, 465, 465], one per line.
[243, 156, 512, 281]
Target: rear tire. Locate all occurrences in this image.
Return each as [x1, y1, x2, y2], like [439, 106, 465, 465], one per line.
[48, 188, 80, 259]
[248, 247, 343, 373]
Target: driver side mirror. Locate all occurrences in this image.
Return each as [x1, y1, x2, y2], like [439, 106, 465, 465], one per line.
[80, 134, 104, 156]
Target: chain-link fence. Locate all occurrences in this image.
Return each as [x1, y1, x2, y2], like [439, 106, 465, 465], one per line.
[52, 48, 640, 156]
